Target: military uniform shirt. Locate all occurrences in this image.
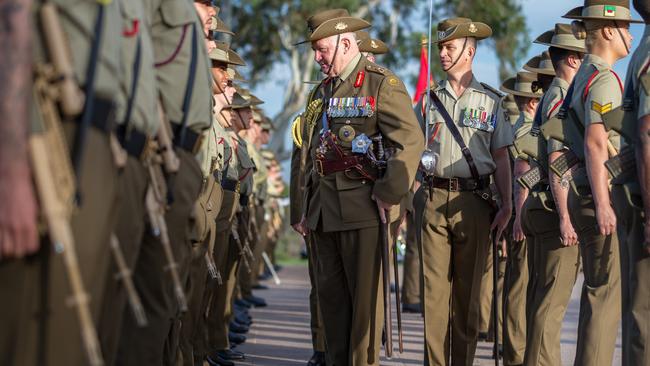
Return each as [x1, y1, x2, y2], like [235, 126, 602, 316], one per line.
[197, 113, 229, 178]
[115, 0, 158, 135]
[245, 140, 268, 201]
[144, 0, 213, 131]
[416, 77, 513, 178]
[624, 25, 650, 123]
[234, 135, 255, 197]
[570, 54, 624, 151]
[511, 111, 534, 161]
[543, 77, 570, 154]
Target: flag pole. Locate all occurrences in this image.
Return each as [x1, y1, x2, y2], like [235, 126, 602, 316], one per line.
[425, 0, 434, 144]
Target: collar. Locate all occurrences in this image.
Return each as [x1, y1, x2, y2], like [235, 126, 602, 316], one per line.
[339, 53, 362, 82]
[550, 77, 570, 91]
[583, 54, 611, 71]
[437, 74, 485, 99]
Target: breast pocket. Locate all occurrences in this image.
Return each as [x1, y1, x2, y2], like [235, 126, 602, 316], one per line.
[335, 173, 377, 224]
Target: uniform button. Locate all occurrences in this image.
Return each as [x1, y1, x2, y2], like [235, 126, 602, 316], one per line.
[361, 180, 366, 184]
[345, 120, 351, 124]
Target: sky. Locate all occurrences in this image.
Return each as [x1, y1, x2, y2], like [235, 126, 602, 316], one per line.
[251, 1, 646, 121]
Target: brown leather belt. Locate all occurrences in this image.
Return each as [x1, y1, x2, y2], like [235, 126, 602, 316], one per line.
[315, 155, 368, 176]
[116, 124, 149, 159]
[425, 176, 490, 192]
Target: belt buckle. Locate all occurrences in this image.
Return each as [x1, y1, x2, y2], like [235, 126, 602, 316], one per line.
[316, 159, 325, 176]
[449, 178, 459, 192]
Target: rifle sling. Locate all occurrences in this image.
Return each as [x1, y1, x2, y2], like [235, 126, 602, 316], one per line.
[428, 90, 480, 180]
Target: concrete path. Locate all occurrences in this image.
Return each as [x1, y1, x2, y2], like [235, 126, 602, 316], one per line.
[235, 265, 621, 365]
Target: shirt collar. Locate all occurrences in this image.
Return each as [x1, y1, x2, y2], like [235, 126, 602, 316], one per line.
[550, 77, 569, 91]
[339, 53, 362, 82]
[583, 54, 611, 70]
[438, 74, 484, 100]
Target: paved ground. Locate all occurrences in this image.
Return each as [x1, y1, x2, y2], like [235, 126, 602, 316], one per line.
[235, 264, 621, 365]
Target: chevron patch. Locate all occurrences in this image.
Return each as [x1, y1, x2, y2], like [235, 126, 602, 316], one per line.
[592, 101, 613, 115]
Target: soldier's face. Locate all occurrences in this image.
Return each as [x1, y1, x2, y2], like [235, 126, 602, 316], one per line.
[211, 63, 230, 94]
[438, 38, 471, 71]
[261, 130, 270, 144]
[193, 2, 214, 36]
[612, 23, 633, 56]
[312, 36, 339, 74]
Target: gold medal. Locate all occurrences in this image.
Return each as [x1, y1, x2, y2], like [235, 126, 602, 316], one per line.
[338, 125, 356, 142]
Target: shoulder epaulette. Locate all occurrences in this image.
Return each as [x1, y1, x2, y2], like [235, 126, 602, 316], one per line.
[366, 64, 389, 76]
[480, 82, 504, 98]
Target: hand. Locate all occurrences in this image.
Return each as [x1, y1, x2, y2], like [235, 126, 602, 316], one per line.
[512, 216, 525, 242]
[559, 217, 578, 246]
[0, 170, 39, 259]
[372, 195, 394, 224]
[499, 238, 508, 259]
[292, 216, 309, 236]
[595, 203, 617, 236]
[490, 205, 512, 246]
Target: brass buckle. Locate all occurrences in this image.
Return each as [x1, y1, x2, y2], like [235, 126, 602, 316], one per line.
[316, 159, 325, 176]
[448, 178, 459, 192]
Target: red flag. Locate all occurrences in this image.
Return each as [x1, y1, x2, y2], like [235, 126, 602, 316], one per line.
[413, 41, 429, 104]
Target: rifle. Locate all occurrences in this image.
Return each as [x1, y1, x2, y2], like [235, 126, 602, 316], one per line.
[230, 217, 252, 273]
[491, 229, 500, 366]
[31, 66, 104, 366]
[144, 152, 188, 313]
[109, 234, 148, 326]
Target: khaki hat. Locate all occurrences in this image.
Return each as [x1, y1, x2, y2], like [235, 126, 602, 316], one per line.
[297, 9, 371, 45]
[534, 23, 587, 52]
[209, 6, 234, 35]
[500, 72, 544, 98]
[563, 0, 643, 23]
[356, 31, 389, 54]
[261, 150, 276, 161]
[237, 87, 264, 106]
[227, 67, 247, 82]
[209, 42, 246, 66]
[252, 107, 264, 122]
[224, 92, 252, 109]
[261, 117, 274, 131]
[436, 17, 492, 43]
[523, 51, 556, 76]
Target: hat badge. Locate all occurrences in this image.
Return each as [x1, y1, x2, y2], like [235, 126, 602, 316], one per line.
[370, 40, 378, 49]
[335, 22, 348, 31]
[468, 23, 477, 33]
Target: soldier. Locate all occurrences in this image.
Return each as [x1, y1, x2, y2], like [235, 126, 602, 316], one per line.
[97, 0, 159, 364]
[499, 71, 543, 366]
[115, 0, 212, 364]
[415, 17, 513, 365]
[547, 1, 639, 364]
[292, 8, 424, 365]
[524, 23, 585, 366]
[602, 0, 650, 364]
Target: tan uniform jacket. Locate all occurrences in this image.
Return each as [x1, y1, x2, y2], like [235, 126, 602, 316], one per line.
[302, 55, 424, 232]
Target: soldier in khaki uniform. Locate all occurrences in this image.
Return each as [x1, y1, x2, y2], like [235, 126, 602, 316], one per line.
[602, 0, 650, 363]
[543, 2, 639, 364]
[523, 23, 585, 366]
[292, 9, 424, 365]
[499, 71, 543, 366]
[115, 0, 212, 364]
[96, 1, 160, 364]
[414, 18, 513, 365]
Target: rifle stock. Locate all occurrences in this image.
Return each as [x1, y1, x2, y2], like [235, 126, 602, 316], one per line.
[109, 234, 147, 326]
[231, 218, 252, 273]
[31, 75, 104, 366]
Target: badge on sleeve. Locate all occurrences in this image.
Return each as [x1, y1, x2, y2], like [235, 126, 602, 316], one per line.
[351, 134, 372, 154]
[592, 101, 613, 115]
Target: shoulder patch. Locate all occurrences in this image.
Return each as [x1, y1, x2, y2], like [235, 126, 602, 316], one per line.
[641, 73, 650, 96]
[366, 64, 389, 76]
[480, 82, 504, 98]
[592, 101, 613, 115]
[387, 76, 400, 86]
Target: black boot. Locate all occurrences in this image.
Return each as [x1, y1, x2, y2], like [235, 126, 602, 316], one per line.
[307, 351, 326, 366]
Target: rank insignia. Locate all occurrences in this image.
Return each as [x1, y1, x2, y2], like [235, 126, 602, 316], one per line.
[592, 101, 613, 115]
[339, 125, 356, 142]
[351, 134, 372, 154]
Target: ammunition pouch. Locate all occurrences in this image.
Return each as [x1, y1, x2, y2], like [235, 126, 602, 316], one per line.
[514, 132, 547, 165]
[605, 146, 636, 184]
[540, 109, 585, 161]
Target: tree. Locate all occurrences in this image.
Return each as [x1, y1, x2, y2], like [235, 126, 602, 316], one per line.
[217, 0, 529, 159]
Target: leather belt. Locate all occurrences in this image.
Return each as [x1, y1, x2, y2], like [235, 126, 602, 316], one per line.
[221, 177, 240, 193]
[239, 194, 249, 206]
[116, 124, 149, 159]
[425, 176, 490, 192]
[315, 155, 369, 177]
[80, 97, 116, 133]
[171, 122, 202, 154]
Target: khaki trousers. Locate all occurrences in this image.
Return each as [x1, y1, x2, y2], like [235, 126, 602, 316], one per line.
[417, 188, 492, 366]
[0, 128, 118, 366]
[568, 186, 621, 366]
[313, 224, 384, 366]
[522, 193, 580, 366]
[98, 156, 149, 366]
[402, 211, 421, 306]
[306, 234, 326, 353]
[503, 236, 528, 366]
[612, 185, 650, 365]
[115, 149, 201, 366]
[205, 190, 239, 352]
[239, 203, 266, 298]
[480, 239, 506, 344]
